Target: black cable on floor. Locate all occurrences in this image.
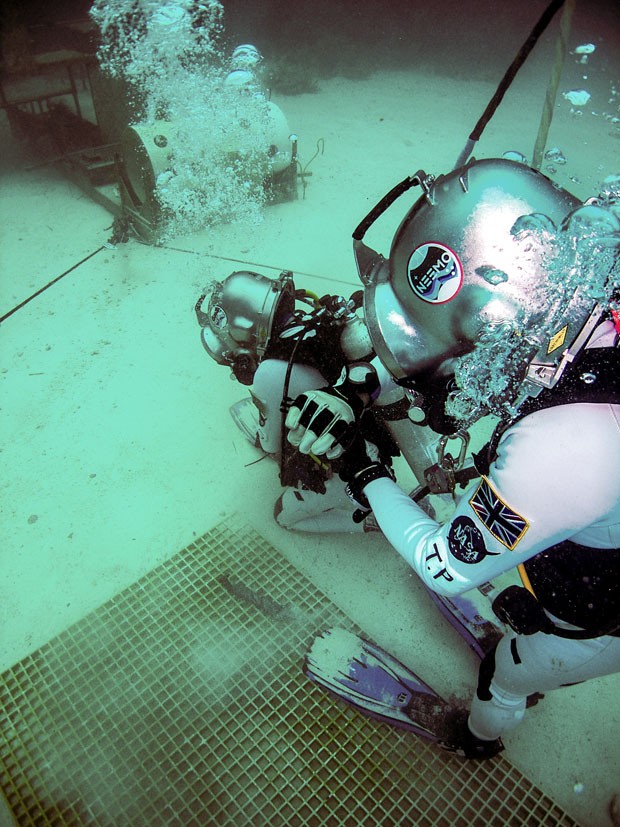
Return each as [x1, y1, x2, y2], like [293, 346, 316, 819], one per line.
[0, 246, 106, 325]
[0, 235, 357, 327]
[140, 239, 358, 289]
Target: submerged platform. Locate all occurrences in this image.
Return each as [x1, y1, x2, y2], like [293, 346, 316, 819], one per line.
[0, 519, 579, 826]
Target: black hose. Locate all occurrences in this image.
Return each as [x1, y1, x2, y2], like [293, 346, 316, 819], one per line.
[454, 0, 566, 168]
[352, 173, 422, 242]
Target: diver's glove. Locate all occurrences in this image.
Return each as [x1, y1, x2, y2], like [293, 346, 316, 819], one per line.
[285, 362, 379, 460]
[338, 435, 395, 519]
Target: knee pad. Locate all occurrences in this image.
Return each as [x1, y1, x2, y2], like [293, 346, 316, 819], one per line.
[469, 681, 527, 741]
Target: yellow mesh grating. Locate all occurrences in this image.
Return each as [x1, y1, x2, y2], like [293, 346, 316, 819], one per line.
[0, 519, 580, 826]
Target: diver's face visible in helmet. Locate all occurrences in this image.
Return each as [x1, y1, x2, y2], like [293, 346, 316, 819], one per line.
[363, 159, 582, 411]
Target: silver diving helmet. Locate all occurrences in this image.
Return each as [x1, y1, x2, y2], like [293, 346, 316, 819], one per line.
[196, 270, 295, 385]
[224, 44, 264, 93]
[354, 157, 620, 424]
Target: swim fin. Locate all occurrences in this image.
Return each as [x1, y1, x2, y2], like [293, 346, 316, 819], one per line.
[304, 627, 467, 748]
[229, 398, 261, 447]
[423, 582, 505, 660]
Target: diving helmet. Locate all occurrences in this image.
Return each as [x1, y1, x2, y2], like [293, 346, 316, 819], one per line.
[356, 157, 619, 422]
[196, 270, 295, 385]
[230, 44, 262, 70]
[224, 44, 264, 94]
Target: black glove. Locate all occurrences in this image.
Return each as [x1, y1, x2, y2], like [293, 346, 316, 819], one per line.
[338, 435, 394, 516]
[285, 363, 379, 459]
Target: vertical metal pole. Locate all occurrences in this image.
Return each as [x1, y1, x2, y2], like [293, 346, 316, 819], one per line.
[67, 62, 83, 119]
[532, 0, 576, 169]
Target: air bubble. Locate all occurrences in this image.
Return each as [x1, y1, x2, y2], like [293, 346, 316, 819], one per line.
[563, 89, 591, 106]
[510, 212, 557, 239]
[89, 0, 273, 240]
[502, 150, 527, 164]
[544, 147, 567, 165]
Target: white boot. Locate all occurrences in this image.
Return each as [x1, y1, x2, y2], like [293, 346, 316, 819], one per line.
[274, 476, 366, 533]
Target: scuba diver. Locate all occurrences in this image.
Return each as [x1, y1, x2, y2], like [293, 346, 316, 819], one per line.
[196, 157, 619, 759]
[196, 269, 406, 532]
[279, 158, 620, 758]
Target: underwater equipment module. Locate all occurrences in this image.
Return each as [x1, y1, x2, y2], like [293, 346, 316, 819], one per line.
[117, 44, 298, 241]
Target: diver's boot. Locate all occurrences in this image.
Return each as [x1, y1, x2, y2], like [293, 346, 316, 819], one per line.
[458, 723, 505, 760]
[229, 398, 261, 447]
[526, 692, 545, 708]
[438, 711, 505, 760]
[362, 512, 382, 532]
[274, 480, 364, 533]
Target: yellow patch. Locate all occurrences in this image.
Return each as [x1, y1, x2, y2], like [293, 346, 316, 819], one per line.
[547, 325, 568, 354]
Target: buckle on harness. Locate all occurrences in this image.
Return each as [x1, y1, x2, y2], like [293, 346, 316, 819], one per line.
[424, 430, 471, 496]
[524, 302, 606, 393]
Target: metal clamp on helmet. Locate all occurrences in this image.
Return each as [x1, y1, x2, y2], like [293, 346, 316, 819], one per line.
[196, 270, 295, 385]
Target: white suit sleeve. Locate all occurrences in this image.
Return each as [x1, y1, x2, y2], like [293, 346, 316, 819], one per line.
[365, 402, 620, 595]
[364, 476, 473, 594]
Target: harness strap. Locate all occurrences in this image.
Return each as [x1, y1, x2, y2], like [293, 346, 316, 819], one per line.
[523, 540, 620, 637]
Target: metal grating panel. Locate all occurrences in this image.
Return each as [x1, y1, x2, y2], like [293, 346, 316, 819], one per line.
[0, 519, 580, 826]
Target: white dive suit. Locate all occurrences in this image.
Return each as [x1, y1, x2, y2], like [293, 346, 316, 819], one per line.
[252, 357, 394, 533]
[253, 324, 620, 740]
[364, 322, 620, 739]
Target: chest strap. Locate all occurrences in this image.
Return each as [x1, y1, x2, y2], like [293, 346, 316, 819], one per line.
[522, 540, 620, 637]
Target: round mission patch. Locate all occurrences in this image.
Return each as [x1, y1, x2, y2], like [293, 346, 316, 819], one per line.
[448, 516, 495, 565]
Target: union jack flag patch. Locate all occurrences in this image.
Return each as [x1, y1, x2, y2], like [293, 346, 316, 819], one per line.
[469, 477, 529, 550]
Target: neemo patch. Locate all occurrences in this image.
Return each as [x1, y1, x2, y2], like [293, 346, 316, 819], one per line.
[407, 242, 463, 304]
[210, 304, 228, 330]
[469, 477, 529, 550]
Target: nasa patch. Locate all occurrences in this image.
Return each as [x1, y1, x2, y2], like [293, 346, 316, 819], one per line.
[407, 242, 463, 304]
[448, 516, 498, 565]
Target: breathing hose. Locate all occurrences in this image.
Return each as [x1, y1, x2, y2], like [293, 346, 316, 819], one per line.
[454, 0, 567, 169]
